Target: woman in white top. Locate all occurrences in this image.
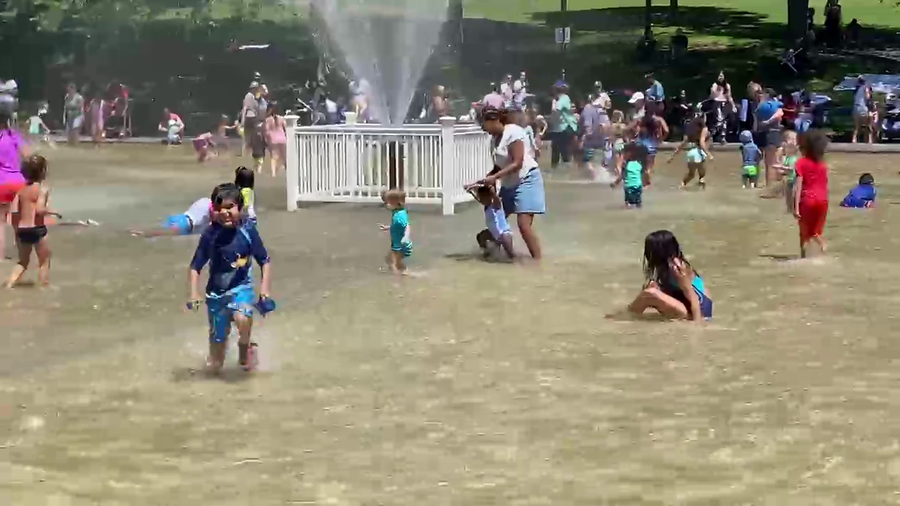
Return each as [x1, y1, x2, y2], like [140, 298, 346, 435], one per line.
[478, 108, 544, 260]
[709, 71, 735, 142]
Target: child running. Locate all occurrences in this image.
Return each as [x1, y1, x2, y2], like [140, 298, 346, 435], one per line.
[466, 183, 515, 260]
[188, 183, 273, 373]
[234, 166, 257, 225]
[7, 155, 55, 288]
[130, 194, 213, 238]
[379, 189, 411, 274]
[612, 142, 649, 209]
[793, 130, 830, 258]
[627, 229, 713, 322]
[773, 130, 800, 212]
[739, 130, 761, 188]
[671, 115, 712, 189]
[840, 173, 876, 208]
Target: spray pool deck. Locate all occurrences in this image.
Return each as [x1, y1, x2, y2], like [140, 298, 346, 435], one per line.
[3, 145, 900, 504]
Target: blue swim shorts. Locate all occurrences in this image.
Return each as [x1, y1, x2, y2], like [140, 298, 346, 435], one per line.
[686, 147, 707, 164]
[206, 284, 256, 343]
[624, 185, 643, 207]
[391, 240, 413, 257]
[162, 214, 193, 235]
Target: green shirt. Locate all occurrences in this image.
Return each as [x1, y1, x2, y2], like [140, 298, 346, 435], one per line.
[624, 160, 643, 188]
[552, 94, 578, 133]
[784, 155, 799, 182]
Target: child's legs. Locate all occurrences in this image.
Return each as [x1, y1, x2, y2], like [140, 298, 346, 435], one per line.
[683, 162, 698, 184]
[35, 236, 51, 286]
[0, 202, 8, 258]
[646, 153, 657, 175]
[233, 313, 253, 346]
[390, 250, 406, 272]
[516, 213, 542, 260]
[628, 284, 690, 319]
[696, 161, 707, 180]
[7, 241, 33, 287]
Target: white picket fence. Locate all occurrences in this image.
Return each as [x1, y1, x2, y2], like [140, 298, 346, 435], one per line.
[284, 116, 493, 215]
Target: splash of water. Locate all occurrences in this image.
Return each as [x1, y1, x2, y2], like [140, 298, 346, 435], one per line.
[314, 0, 449, 125]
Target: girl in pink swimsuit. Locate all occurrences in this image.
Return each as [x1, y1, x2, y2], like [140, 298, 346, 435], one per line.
[264, 104, 287, 177]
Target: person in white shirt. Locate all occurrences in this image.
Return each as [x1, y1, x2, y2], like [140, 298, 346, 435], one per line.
[500, 74, 514, 108]
[513, 71, 528, 110]
[474, 108, 544, 260]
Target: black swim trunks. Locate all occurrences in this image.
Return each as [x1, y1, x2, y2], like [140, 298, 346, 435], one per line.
[16, 225, 47, 245]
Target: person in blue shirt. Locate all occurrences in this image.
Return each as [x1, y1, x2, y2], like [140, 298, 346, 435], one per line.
[379, 189, 412, 274]
[645, 73, 666, 115]
[628, 229, 712, 322]
[739, 130, 762, 188]
[840, 173, 876, 208]
[189, 183, 273, 374]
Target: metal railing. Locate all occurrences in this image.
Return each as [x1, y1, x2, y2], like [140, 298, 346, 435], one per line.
[285, 117, 492, 215]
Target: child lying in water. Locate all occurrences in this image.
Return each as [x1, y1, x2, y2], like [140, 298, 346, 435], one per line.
[839, 173, 876, 209]
[627, 230, 712, 322]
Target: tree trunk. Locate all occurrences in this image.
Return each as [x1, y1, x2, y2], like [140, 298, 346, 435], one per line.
[645, 0, 652, 34]
[670, 0, 678, 21]
[787, 0, 810, 42]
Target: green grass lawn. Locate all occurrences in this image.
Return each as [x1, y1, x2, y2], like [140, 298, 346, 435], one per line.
[463, 0, 900, 27]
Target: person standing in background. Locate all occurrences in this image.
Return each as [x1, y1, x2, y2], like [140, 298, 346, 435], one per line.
[754, 88, 784, 189]
[549, 82, 577, 169]
[513, 71, 528, 111]
[241, 81, 261, 154]
[500, 74, 514, 109]
[709, 71, 735, 143]
[645, 73, 666, 116]
[63, 83, 84, 145]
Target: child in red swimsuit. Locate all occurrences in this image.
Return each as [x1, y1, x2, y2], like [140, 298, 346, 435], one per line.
[792, 130, 830, 258]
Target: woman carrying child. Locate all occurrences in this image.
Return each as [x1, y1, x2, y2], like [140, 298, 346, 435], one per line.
[478, 108, 544, 260]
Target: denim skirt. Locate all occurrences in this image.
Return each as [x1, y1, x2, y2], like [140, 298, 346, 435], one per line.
[499, 169, 546, 215]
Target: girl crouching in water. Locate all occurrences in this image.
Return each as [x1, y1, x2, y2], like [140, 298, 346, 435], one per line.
[628, 230, 713, 322]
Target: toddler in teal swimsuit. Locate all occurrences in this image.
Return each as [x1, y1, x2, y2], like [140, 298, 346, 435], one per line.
[380, 189, 412, 274]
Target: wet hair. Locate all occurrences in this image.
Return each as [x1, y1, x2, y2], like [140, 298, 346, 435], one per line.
[642, 230, 689, 284]
[234, 166, 254, 189]
[267, 102, 279, 116]
[611, 110, 625, 124]
[475, 184, 495, 202]
[859, 173, 875, 185]
[799, 129, 828, 162]
[21, 155, 48, 184]
[624, 141, 649, 166]
[212, 182, 244, 209]
[383, 188, 406, 207]
[219, 114, 230, 124]
[481, 107, 513, 125]
[641, 115, 662, 139]
[686, 115, 706, 142]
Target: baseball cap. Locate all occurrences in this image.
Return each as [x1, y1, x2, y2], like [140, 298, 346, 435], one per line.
[629, 91, 645, 104]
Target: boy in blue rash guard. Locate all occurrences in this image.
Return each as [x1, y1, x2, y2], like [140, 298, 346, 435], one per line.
[189, 183, 272, 373]
[840, 173, 876, 208]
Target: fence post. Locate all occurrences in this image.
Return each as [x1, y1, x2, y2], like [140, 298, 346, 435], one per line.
[285, 115, 300, 211]
[439, 116, 456, 216]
